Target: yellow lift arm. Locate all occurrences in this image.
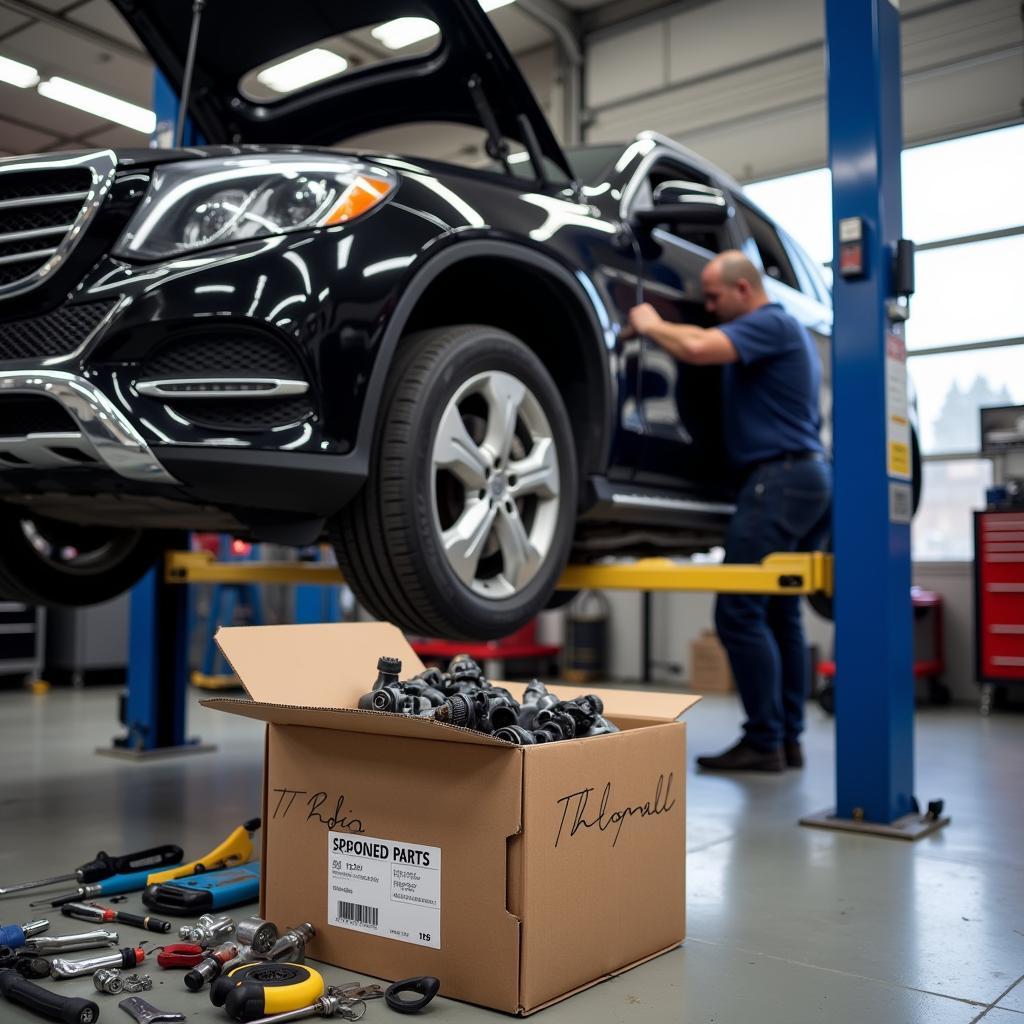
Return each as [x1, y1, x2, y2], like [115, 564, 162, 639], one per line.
[166, 549, 833, 597]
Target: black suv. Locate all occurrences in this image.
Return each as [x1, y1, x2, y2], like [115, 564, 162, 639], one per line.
[0, 0, 834, 638]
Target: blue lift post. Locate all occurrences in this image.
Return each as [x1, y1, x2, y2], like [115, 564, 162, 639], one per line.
[801, 0, 947, 838]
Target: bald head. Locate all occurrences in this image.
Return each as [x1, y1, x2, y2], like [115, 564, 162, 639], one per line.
[701, 249, 768, 323]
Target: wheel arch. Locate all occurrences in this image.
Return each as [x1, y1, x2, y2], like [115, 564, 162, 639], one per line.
[362, 240, 614, 484]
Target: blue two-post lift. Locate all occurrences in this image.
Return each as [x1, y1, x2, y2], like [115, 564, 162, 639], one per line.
[799, 0, 948, 838]
[118, 2, 949, 840]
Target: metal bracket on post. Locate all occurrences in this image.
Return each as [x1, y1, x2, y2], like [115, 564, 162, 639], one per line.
[799, 0, 947, 840]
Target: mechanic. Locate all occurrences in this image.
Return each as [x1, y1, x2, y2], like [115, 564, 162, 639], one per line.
[628, 250, 831, 772]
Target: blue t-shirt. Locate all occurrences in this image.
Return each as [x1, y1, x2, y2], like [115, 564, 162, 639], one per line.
[719, 303, 823, 468]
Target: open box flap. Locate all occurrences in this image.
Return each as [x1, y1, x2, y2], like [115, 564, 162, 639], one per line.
[215, 622, 425, 708]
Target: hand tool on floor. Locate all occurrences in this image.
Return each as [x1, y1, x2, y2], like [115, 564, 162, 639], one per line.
[0, 968, 101, 1024]
[0, 846, 184, 899]
[183, 941, 240, 991]
[32, 870, 170, 910]
[0, 919, 49, 948]
[117, 995, 185, 1023]
[50, 944, 146, 980]
[94, 968, 126, 994]
[178, 912, 234, 944]
[0, 946, 51, 980]
[26, 929, 119, 955]
[243, 987, 369, 1023]
[61, 904, 171, 935]
[264, 923, 315, 964]
[142, 861, 261, 915]
[154, 943, 205, 969]
[145, 819, 261, 886]
[211, 962, 325, 1022]
[235, 918, 278, 955]
[34, 822, 259, 908]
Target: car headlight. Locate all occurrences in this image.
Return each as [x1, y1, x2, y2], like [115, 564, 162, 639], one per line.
[114, 154, 397, 260]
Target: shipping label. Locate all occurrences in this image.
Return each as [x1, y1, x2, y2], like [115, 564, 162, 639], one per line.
[327, 832, 441, 949]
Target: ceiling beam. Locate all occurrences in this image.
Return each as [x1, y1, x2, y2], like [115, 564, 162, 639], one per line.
[0, 0, 146, 61]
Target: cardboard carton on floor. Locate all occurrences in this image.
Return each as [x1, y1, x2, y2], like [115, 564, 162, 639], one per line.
[204, 622, 698, 1015]
[689, 630, 735, 692]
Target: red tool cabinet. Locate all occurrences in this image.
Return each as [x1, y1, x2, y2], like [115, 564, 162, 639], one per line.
[974, 510, 1024, 690]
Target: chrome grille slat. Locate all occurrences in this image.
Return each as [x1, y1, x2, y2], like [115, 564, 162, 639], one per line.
[0, 191, 89, 211]
[0, 224, 73, 244]
[0, 246, 59, 267]
[0, 152, 115, 298]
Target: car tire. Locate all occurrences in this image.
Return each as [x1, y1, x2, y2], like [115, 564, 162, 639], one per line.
[0, 510, 165, 606]
[332, 324, 578, 639]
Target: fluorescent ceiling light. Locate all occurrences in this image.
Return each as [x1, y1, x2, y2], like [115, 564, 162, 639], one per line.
[0, 54, 39, 89]
[372, 1, 515, 51]
[371, 17, 440, 50]
[256, 48, 348, 94]
[37, 77, 155, 134]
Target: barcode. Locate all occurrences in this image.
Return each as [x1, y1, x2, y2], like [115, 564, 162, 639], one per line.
[338, 901, 379, 928]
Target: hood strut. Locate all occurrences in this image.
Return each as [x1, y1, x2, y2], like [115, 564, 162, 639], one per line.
[467, 74, 510, 174]
[176, 0, 206, 147]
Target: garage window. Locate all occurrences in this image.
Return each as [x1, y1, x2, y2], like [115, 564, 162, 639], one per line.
[742, 124, 1024, 562]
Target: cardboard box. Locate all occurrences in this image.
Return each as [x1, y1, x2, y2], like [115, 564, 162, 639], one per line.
[204, 622, 698, 1015]
[689, 630, 735, 692]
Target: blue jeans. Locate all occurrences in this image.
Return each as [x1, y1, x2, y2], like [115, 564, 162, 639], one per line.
[714, 458, 832, 752]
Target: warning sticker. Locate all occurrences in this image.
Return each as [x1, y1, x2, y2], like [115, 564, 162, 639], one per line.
[327, 833, 441, 949]
[885, 330, 912, 481]
[889, 481, 913, 525]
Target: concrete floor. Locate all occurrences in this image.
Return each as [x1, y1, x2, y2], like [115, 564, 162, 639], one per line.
[1, 687, 1022, 1023]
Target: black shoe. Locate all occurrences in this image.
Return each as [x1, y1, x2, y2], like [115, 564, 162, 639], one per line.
[696, 739, 785, 772]
[784, 741, 804, 768]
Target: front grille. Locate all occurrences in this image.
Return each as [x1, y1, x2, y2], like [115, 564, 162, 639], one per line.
[0, 300, 116, 362]
[173, 394, 314, 432]
[0, 167, 92, 289]
[0, 395, 77, 436]
[142, 332, 303, 378]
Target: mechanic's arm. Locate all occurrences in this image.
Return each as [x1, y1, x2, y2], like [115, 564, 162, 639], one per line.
[628, 303, 738, 366]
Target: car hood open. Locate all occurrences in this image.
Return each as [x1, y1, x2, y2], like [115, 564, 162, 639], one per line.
[112, 0, 572, 181]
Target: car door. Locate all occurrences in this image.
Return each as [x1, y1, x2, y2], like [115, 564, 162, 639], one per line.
[628, 155, 736, 493]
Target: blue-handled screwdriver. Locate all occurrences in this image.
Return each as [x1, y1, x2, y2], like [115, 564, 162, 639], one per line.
[29, 867, 159, 908]
[0, 920, 47, 949]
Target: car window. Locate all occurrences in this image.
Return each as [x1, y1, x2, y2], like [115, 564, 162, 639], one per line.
[735, 198, 801, 290]
[633, 158, 728, 255]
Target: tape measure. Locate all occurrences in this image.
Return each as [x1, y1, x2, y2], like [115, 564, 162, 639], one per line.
[210, 962, 324, 1022]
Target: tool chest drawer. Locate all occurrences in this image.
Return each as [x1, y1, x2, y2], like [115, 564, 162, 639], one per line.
[975, 512, 1024, 683]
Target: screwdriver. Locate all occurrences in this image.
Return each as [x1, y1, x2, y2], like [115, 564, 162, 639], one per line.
[0, 844, 184, 898]
[61, 902, 172, 934]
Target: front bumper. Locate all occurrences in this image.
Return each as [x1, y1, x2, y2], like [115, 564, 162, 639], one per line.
[0, 369, 176, 483]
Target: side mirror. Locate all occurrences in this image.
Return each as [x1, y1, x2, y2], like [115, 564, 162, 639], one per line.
[633, 180, 731, 229]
